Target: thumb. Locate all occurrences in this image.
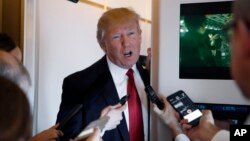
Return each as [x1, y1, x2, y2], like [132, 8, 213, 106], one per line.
[52, 123, 60, 129]
[116, 103, 127, 112]
[111, 103, 122, 109]
[153, 103, 163, 115]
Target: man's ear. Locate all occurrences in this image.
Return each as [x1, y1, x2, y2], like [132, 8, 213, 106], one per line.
[238, 20, 250, 56]
[99, 42, 107, 53]
[139, 29, 142, 43]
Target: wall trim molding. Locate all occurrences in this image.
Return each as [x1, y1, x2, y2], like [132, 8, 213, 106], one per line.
[79, 0, 151, 24]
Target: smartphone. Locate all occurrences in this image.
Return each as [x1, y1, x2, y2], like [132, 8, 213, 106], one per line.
[167, 90, 202, 127]
[145, 85, 164, 110]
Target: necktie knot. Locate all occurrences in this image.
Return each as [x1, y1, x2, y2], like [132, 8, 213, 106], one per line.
[126, 68, 134, 78]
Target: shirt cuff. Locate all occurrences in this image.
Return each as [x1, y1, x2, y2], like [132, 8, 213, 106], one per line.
[211, 130, 229, 141]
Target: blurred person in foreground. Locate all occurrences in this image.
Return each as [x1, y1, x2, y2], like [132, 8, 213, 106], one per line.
[0, 69, 105, 141]
[0, 50, 30, 92]
[0, 44, 125, 141]
[0, 50, 64, 140]
[0, 76, 31, 141]
[0, 50, 121, 141]
[0, 33, 65, 140]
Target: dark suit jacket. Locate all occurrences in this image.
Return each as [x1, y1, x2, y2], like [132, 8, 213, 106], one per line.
[56, 55, 150, 141]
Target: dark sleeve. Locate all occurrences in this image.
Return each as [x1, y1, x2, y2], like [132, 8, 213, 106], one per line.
[56, 77, 83, 141]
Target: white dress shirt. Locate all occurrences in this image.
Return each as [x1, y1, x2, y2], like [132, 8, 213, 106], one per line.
[107, 57, 149, 141]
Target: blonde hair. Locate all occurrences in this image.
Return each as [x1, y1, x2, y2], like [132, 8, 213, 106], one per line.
[97, 7, 141, 45]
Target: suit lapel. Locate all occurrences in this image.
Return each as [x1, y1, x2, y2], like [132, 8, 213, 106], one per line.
[102, 75, 129, 141]
[99, 57, 130, 141]
[99, 57, 151, 141]
[136, 62, 150, 86]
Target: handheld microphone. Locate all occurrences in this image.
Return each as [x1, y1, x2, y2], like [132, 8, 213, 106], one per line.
[57, 104, 83, 130]
[144, 85, 164, 110]
[68, 0, 79, 3]
[119, 95, 129, 105]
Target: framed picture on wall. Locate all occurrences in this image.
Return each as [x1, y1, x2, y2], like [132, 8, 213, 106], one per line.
[179, 1, 233, 79]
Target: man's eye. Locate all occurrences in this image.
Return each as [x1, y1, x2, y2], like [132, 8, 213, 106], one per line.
[128, 31, 135, 36]
[112, 35, 120, 40]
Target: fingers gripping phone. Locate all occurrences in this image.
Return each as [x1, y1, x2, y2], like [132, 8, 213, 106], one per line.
[167, 90, 202, 127]
[145, 85, 164, 110]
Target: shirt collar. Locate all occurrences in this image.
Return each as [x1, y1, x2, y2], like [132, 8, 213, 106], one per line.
[106, 56, 136, 83]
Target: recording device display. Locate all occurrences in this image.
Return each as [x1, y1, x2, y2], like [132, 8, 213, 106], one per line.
[57, 104, 83, 130]
[167, 90, 202, 127]
[120, 95, 129, 105]
[144, 85, 164, 110]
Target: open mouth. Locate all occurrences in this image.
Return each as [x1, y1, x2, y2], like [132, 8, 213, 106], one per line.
[124, 51, 132, 57]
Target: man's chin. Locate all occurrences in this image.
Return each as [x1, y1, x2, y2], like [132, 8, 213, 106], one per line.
[121, 65, 133, 69]
[120, 62, 135, 69]
[121, 59, 137, 68]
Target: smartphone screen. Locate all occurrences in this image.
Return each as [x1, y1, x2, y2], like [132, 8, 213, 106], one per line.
[167, 90, 202, 126]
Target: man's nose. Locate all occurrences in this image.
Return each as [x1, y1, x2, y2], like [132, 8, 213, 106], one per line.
[121, 35, 130, 47]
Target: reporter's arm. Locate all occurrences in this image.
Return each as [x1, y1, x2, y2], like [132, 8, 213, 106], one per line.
[85, 128, 103, 141]
[181, 110, 228, 141]
[100, 103, 126, 131]
[153, 96, 189, 140]
[211, 130, 229, 141]
[29, 124, 63, 141]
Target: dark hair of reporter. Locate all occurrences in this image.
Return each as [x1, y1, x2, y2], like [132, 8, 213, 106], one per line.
[0, 51, 31, 93]
[0, 33, 17, 52]
[0, 76, 31, 141]
[0, 33, 22, 61]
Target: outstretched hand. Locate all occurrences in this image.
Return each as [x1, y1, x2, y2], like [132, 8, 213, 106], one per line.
[100, 103, 126, 131]
[85, 128, 103, 141]
[29, 123, 63, 141]
[181, 110, 220, 141]
[153, 95, 183, 137]
[153, 95, 180, 124]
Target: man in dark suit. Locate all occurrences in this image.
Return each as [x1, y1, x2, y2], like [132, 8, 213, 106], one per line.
[56, 7, 150, 141]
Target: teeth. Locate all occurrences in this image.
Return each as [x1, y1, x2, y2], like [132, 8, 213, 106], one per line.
[125, 51, 132, 57]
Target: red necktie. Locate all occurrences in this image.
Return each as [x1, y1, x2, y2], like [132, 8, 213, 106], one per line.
[126, 68, 144, 141]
